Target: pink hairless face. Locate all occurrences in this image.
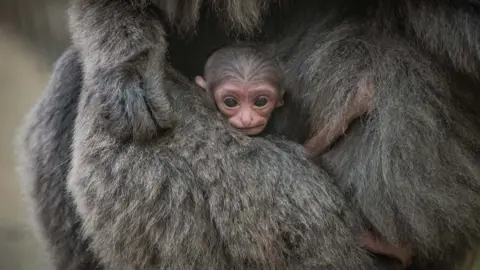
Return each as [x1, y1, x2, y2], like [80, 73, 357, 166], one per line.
[213, 80, 283, 135]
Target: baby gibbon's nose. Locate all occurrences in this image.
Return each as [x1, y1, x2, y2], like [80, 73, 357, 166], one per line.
[239, 112, 253, 126]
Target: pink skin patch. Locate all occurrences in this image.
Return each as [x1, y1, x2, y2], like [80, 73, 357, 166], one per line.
[359, 232, 412, 268]
[213, 81, 283, 135]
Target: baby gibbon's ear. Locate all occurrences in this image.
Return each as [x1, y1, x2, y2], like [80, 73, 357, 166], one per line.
[195, 76, 208, 90]
[276, 92, 285, 107]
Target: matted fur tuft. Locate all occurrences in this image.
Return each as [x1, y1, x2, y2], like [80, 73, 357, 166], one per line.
[164, 0, 274, 34]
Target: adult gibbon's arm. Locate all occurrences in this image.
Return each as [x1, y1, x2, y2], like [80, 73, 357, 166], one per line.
[68, 0, 173, 142]
[317, 13, 480, 269]
[272, 3, 480, 267]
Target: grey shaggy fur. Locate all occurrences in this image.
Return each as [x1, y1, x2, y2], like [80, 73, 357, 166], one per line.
[15, 0, 480, 269]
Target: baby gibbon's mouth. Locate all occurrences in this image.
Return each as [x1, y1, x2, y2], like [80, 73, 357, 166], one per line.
[238, 124, 264, 130]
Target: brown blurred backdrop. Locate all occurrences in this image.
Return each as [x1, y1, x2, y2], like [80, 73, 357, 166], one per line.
[0, 30, 52, 270]
[0, 0, 68, 268]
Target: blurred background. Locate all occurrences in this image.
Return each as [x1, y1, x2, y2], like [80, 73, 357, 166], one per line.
[0, 0, 478, 270]
[0, 0, 68, 269]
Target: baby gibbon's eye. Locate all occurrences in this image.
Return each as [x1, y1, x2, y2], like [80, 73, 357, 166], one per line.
[254, 96, 268, 107]
[224, 97, 238, 108]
